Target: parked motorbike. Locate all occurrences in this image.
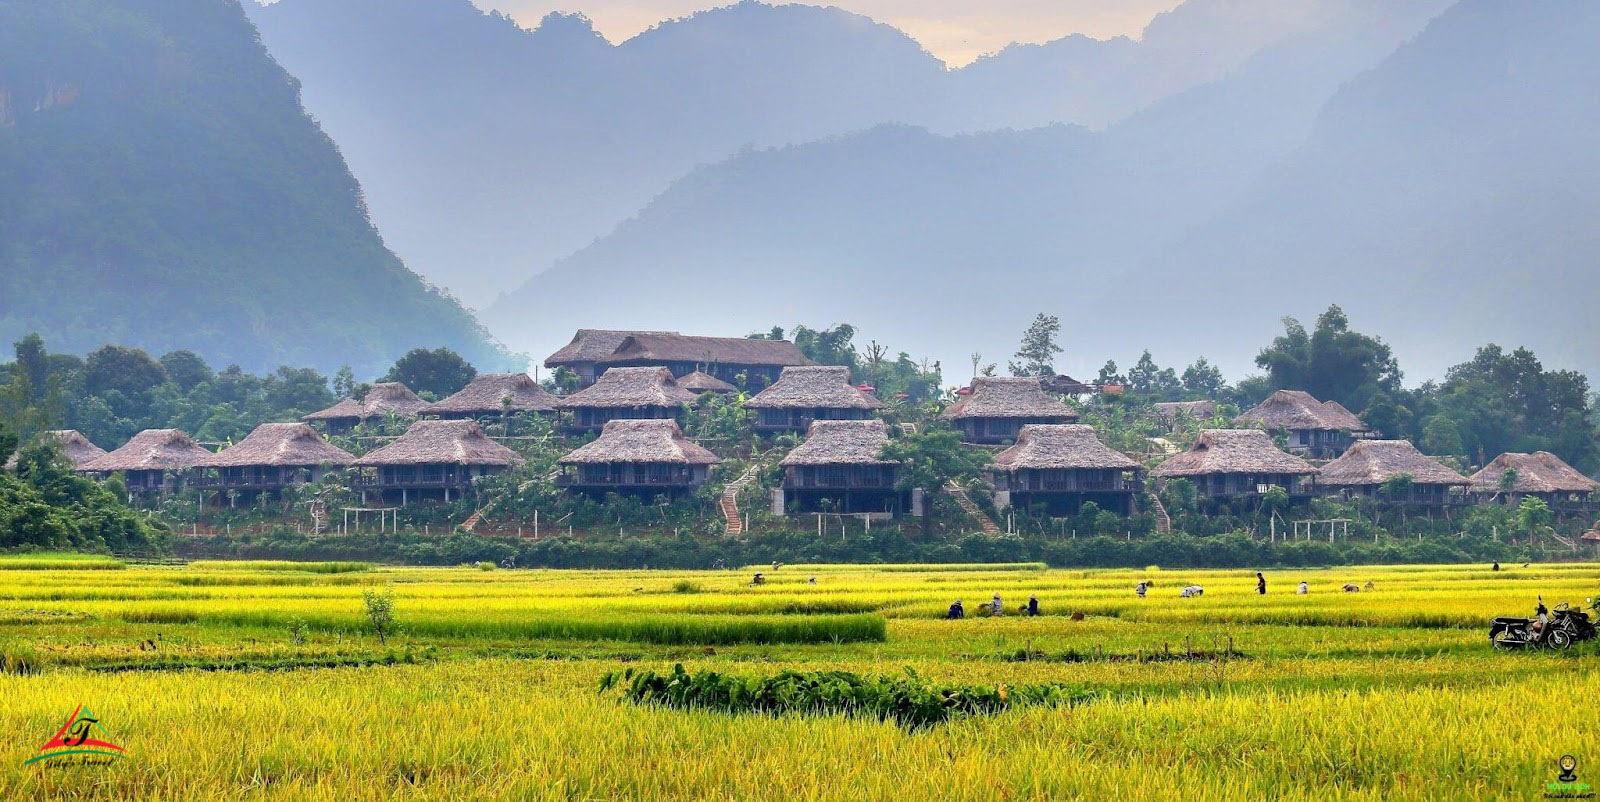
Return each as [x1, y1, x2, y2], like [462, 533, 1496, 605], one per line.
[1490, 596, 1597, 650]
[1490, 596, 1554, 650]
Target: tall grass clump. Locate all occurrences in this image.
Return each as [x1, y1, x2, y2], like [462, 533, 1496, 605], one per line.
[187, 560, 371, 573]
[0, 555, 126, 571]
[600, 665, 1099, 729]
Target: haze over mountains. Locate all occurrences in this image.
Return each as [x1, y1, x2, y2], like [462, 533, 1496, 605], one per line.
[0, 0, 506, 376]
[250, 0, 1407, 307]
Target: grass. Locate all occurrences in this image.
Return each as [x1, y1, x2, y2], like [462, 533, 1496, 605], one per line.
[0, 561, 1596, 799]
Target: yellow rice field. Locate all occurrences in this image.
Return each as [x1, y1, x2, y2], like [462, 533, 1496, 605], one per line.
[1, 559, 1596, 800]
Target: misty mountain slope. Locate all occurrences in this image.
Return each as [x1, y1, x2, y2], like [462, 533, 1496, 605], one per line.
[249, 0, 1444, 306]
[0, 0, 505, 376]
[484, 0, 1453, 377]
[1120, 0, 1600, 378]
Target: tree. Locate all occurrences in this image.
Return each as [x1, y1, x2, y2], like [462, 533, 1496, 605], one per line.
[382, 347, 476, 398]
[362, 587, 396, 644]
[1181, 357, 1226, 398]
[159, 350, 213, 392]
[1254, 306, 1401, 410]
[789, 324, 859, 370]
[263, 367, 335, 413]
[1420, 416, 1465, 457]
[84, 345, 168, 399]
[14, 333, 49, 405]
[0, 420, 16, 468]
[879, 425, 991, 535]
[1515, 496, 1553, 543]
[332, 366, 358, 399]
[1095, 360, 1125, 386]
[1127, 350, 1181, 398]
[1009, 314, 1062, 377]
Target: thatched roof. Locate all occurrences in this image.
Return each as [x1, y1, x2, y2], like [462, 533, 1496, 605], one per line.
[1234, 390, 1368, 432]
[544, 329, 678, 366]
[941, 377, 1078, 420]
[304, 382, 427, 422]
[424, 373, 557, 416]
[744, 366, 885, 410]
[1153, 429, 1318, 478]
[1040, 375, 1097, 395]
[558, 420, 721, 465]
[1318, 440, 1469, 488]
[676, 370, 738, 394]
[597, 333, 812, 368]
[555, 367, 699, 409]
[5, 430, 106, 470]
[355, 420, 524, 467]
[780, 420, 897, 467]
[198, 423, 355, 468]
[1152, 400, 1217, 422]
[992, 425, 1139, 471]
[1470, 452, 1599, 494]
[80, 429, 212, 473]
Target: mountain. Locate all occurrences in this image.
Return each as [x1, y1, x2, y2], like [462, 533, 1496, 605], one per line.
[248, 0, 1431, 306]
[483, 0, 1453, 378]
[1117, 0, 1600, 378]
[0, 0, 507, 377]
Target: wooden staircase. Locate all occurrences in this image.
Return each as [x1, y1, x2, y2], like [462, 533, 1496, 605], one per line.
[459, 478, 542, 533]
[945, 480, 1001, 535]
[1148, 492, 1172, 535]
[721, 467, 760, 537]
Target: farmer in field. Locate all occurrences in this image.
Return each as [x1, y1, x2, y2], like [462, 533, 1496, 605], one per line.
[947, 599, 964, 619]
[1492, 561, 1500, 571]
[1136, 581, 1148, 598]
[1298, 581, 1308, 595]
[1256, 572, 1267, 595]
[992, 593, 1004, 616]
[1027, 594, 1039, 616]
[752, 572, 766, 585]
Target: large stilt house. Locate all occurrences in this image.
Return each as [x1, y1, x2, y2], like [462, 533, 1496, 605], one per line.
[1470, 452, 1599, 512]
[303, 382, 428, 434]
[79, 429, 212, 494]
[1234, 390, 1370, 458]
[940, 377, 1078, 444]
[556, 419, 720, 497]
[777, 420, 905, 515]
[423, 373, 558, 421]
[192, 423, 355, 502]
[1153, 429, 1318, 501]
[743, 366, 884, 434]
[554, 367, 699, 434]
[1317, 440, 1469, 506]
[352, 420, 524, 505]
[4, 430, 106, 471]
[544, 329, 811, 390]
[989, 424, 1142, 515]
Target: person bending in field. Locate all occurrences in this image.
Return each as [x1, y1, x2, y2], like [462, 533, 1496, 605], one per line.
[752, 572, 766, 585]
[1027, 594, 1040, 616]
[992, 594, 1005, 616]
[1136, 581, 1148, 598]
[1256, 572, 1267, 595]
[947, 599, 965, 619]
[1297, 581, 1308, 595]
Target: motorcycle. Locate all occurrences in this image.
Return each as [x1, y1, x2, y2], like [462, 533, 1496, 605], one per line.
[1490, 596, 1556, 650]
[1490, 596, 1597, 650]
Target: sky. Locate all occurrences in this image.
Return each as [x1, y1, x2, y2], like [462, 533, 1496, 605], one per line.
[477, 0, 1183, 65]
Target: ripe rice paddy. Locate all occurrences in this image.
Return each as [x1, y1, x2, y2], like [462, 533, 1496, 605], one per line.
[0, 556, 1596, 799]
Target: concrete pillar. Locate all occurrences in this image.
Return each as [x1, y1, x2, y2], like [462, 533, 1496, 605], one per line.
[910, 488, 925, 517]
[770, 487, 785, 517]
[994, 490, 1011, 511]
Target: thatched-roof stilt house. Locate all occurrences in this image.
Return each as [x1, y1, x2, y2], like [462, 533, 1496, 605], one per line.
[777, 420, 905, 515]
[1234, 390, 1370, 458]
[192, 423, 355, 503]
[743, 366, 884, 434]
[544, 329, 812, 390]
[556, 419, 720, 497]
[422, 373, 558, 421]
[1469, 452, 1599, 511]
[1317, 440, 1469, 506]
[303, 382, 427, 434]
[940, 377, 1078, 444]
[80, 429, 213, 493]
[989, 424, 1142, 515]
[4, 430, 106, 471]
[1153, 429, 1318, 500]
[353, 420, 524, 505]
[554, 367, 699, 434]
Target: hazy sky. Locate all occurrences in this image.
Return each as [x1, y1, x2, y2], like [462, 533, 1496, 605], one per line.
[478, 0, 1182, 65]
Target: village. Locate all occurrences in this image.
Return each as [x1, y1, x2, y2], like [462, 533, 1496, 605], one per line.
[10, 328, 1598, 554]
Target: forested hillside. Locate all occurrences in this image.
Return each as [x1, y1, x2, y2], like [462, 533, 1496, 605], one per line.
[0, 0, 508, 376]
